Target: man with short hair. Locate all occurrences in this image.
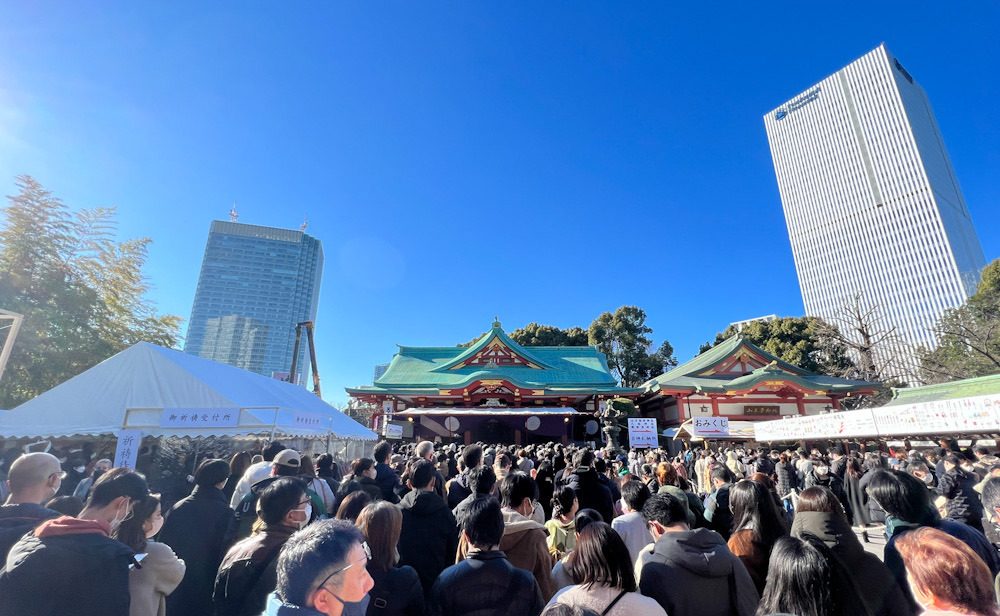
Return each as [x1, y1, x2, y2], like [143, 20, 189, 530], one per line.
[429, 497, 543, 616]
[640, 493, 758, 616]
[0, 453, 62, 561]
[564, 449, 614, 523]
[0, 467, 149, 616]
[234, 450, 324, 539]
[230, 441, 286, 508]
[414, 440, 446, 501]
[453, 465, 498, 531]
[262, 519, 373, 615]
[373, 441, 400, 504]
[447, 444, 483, 509]
[398, 459, 458, 594]
[612, 479, 653, 565]
[703, 465, 735, 540]
[458, 471, 555, 600]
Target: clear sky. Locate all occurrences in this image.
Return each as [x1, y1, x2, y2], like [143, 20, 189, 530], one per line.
[1, 3, 997, 407]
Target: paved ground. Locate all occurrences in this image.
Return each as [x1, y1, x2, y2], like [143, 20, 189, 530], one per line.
[855, 525, 887, 560]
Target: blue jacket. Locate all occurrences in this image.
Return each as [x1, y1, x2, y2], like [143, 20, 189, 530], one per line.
[261, 592, 369, 616]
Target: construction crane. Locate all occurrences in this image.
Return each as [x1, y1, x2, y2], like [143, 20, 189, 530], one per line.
[287, 321, 321, 397]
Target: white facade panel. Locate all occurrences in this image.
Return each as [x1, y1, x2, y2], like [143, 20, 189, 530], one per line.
[764, 45, 987, 384]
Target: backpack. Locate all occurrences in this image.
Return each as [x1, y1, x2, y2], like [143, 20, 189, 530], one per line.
[234, 478, 327, 539]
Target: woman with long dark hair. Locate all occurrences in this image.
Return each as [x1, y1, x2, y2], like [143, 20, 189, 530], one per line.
[727, 479, 788, 595]
[356, 501, 424, 615]
[112, 494, 185, 616]
[843, 457, 870, 536]
[756, 535, 835, 616]
[548, 522, 666, 616]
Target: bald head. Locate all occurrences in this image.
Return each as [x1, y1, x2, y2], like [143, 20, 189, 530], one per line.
[7, 453, 63, 504]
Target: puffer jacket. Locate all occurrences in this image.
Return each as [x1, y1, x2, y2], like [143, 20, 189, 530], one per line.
[428, 550, 543, 616]
[774, 461, 797, 497]
[0, 516, 134, 616]
[0, 503, 59, 563]
[638, 527, 758, 616]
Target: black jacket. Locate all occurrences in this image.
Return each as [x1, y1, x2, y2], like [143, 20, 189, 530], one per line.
[774, 461, 797, 497]
[706, 484, 734, 540]
[446, 472, 473, 510]
[375, 462, 401, 504]
[160, 485, 237, 616]
[937, 467, 984, 530]
[214, 524, 296, 616]
[366, 563, 425, 616]
[427, 550, 543, 616]
[453, 493, 497, 532]
[638, 528, 758, 616]
[0, 503, 59, 563]
[0, 517, 134, 616]
[564, 468, 614, 522]
[805, 470, 847, 507]
[398, 489, 459, 594]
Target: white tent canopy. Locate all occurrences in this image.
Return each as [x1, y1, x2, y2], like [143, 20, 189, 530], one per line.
[0, 342, 377, 441]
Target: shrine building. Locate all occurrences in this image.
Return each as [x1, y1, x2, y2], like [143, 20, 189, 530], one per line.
[345, 320, 643, 445]
[638, 334, 878, 434]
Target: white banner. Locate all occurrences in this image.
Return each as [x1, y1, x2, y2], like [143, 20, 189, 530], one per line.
[628, 418, 658, 448]
[160, 408, 240, 428]
[290, 411, 324, 430]
[114, 430, 142, 469]
[692, 416, 730, 438]
[385, 424, 403, 439]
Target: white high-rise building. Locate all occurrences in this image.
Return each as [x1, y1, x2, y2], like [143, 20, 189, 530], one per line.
[763, 44, 986, 383]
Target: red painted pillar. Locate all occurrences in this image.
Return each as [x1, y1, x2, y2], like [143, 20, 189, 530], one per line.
[464, 430, 472, 446]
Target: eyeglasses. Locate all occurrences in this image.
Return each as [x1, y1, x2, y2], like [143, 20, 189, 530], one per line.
[316, 542, 372, 591]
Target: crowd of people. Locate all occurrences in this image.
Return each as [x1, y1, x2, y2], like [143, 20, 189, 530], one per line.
[2, 438, 1000, 616]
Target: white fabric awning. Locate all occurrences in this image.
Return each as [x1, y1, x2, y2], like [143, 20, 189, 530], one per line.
[0, 342, 377, 441]
[395, 407, 582, 416]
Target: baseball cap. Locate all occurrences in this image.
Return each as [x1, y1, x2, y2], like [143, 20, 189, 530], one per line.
[273, 449, 301, 468]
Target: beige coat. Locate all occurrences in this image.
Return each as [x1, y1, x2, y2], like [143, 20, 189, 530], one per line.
[128, 541, 186, 616]
[548, 583, 668, 616]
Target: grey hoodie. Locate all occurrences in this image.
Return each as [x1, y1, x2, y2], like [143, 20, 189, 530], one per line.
[638, 527, 758, 616]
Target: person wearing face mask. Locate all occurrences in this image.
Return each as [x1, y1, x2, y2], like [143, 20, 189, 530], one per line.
[0, 467, 149, 616]
[112, 494, 186, 616]
[345, 458, 384, 503]
[804, 456, 848, 509]
[234, 450, 325, 539]
[263, 519, 374, 616]
[0, 452, 63, 562]
[215, 478, 311, 616]
[72, 458, 112, 501]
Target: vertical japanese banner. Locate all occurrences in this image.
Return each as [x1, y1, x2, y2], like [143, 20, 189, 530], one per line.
[114, 430, 143, 469]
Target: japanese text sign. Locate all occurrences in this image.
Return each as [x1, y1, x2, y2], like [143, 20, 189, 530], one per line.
[291, 411, 325, 430]
[114, 430, 142, 469]
[628, 418, 658, 448]
[692, 416, 730, 438]
[160, 408, 241, 428]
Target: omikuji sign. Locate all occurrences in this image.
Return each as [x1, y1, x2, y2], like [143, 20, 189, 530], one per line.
[692, 417, 730, 438]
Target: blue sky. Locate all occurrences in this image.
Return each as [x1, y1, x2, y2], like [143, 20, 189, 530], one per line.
[1, 3, 997, 406]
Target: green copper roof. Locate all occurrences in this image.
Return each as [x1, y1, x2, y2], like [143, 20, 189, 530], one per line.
[346, 320, 641, 394]
[891, 373, 1000, 405]
[642, 334, 876, 395]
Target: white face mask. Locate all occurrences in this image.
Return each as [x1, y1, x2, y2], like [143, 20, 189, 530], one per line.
[920, 474, 934, 485]
[816, 466, 829, 476]
[293, 503, 312, 530]
[74, 466, 86, 474]
[110, 498, 132, 530]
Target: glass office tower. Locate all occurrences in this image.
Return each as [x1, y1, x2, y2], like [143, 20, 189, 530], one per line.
[184, 221, 324, 384]
[763, 44, 986, 383]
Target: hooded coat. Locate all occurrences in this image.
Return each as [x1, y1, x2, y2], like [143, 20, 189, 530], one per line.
[0, 516, 134, 616]
[638, 527, 759, 616]
[398, 489, 459, 594]
[458, 508, 556, 601]
[791, 511, 918, 616]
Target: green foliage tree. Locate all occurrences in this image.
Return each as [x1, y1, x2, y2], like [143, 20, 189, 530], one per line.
[920, 259, 1000, 384]
[509, 323, 589, 347]
[589, 305, 673, 387]
[0, 175, 182, 408]
[699, 316, 854, 377]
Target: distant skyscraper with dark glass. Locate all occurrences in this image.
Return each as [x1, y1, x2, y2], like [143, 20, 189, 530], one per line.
[184, 220, 324, 384]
